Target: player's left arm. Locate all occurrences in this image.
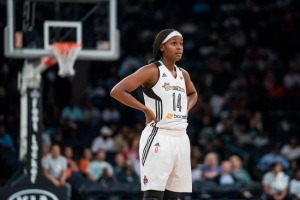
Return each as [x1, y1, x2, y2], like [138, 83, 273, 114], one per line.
[181, 68, 198, 113]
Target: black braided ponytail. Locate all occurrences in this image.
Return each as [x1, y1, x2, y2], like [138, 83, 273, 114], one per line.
[148, 29, 174, 64]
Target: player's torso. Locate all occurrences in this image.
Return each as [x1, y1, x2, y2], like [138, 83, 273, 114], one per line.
[143, 61, 188, 131]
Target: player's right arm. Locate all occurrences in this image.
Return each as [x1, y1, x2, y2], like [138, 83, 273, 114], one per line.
[110, 63, 158, 124]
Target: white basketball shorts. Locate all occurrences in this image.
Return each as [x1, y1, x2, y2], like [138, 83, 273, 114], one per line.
[139, 125, 192, 193]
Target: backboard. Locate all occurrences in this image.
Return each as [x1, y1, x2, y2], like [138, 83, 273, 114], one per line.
[5, 0, 119, 61]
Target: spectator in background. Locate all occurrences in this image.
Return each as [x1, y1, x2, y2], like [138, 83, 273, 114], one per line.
[64, 146, 86, 189]
[191, 158, 202, 182]
[42, 145, 68, 187]
[281, 136, 300, 169]
[197, 114, 215, 147]
[82, 100, 101, 126]
[86, 150, 114, 182]
[116, 160, 139, 184]
[101, 104, 120, 123]
[123, 136, 140, 176]
[202, 152, 221, 180]
[283, 69, 300, 89]
[234, 123, 253, 147]
[114, 126, 129, 152]
[41, 124, 52, 146]
[42, 143, 50, 157]
[249, 111, 263, 133]
[215, 112, 231, 135]
[213, 161, 237, 185]
[210, 92, 226, 117]
[0, 123, 13, 149]
[61, 100, 83, 122]
[56, 118, 77, 141]
[98, 167, 116, 185]
[191, 147, 202, 181]
[257, 144, 290, 171]
[253, 130, 270, 148]
[113, 153, 126, 175]
[262, 162, 289, 200]
[229, 155, 252, 183]
[84, 82, 106, 99]
[290, 169, 300, 200]
[79, 148, 93, 175]
[191, 146, 202, 164]
[64, 146, 80, 176]
[91, 126, 115, 153]
[117, 56, 142, 78]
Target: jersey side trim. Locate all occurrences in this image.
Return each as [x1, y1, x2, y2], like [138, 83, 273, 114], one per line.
[143, 88, 163, 121]
[141, 126, 158, 166]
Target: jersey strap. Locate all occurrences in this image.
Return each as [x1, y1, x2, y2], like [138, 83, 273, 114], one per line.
[154, 61, 163, 67]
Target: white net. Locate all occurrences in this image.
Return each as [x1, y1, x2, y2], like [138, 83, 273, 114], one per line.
[52, 42, 82, 77]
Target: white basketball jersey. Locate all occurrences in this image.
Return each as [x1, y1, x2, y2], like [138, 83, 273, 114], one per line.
[143, 61, 188, 131]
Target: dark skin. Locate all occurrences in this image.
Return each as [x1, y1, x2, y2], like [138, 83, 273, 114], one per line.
[111, 36, 198, 124]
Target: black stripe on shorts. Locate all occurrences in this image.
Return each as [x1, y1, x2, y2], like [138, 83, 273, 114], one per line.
[141, 127, 158, 166]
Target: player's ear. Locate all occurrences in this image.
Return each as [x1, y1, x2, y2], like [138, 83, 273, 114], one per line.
[160, 44, 164, 52]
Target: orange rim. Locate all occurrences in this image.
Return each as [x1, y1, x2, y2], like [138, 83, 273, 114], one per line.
[52, 42, 82, 55]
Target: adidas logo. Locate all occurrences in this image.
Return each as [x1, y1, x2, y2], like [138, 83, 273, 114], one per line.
[162, 73, 167, 77]
[154, 142, 160, 146]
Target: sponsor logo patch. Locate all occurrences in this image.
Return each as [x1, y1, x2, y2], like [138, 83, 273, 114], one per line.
[174, 114, 187, 120]
[166, 113, 187, 120]
[162, 82, 185, 92]
[166, 113, 174, 119]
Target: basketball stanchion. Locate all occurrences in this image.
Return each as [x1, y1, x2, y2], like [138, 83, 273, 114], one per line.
[1, 56, 73, 200]
[3, 0, 119, 199]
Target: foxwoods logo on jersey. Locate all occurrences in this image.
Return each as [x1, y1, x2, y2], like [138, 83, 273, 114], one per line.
[8, 189, 59, 200]
[162, 82, 185, 92]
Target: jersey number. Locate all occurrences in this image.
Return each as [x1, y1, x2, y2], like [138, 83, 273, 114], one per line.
[172, 93, 182, 112]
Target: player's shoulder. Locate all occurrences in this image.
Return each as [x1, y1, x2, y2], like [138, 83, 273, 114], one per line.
[138, 63, 160, 89]
[138, 62, 160, 73]
[176, 65, 186, 73]
[177, 66, 189, 77]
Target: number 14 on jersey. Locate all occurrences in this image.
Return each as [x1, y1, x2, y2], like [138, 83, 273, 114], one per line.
[172, 93, 182, 112]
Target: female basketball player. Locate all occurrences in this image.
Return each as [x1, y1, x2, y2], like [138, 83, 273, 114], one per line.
[111, 29, 198, 200]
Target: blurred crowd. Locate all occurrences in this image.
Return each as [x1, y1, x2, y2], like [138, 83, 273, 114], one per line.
[1, 0, 300, 199]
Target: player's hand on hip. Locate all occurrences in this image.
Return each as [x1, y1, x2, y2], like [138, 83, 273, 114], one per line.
[144, 108, 157, 125]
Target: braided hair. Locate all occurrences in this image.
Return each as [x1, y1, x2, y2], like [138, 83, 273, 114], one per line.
[148, 29, 174, 64]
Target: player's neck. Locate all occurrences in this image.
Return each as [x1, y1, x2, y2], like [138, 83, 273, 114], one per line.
[161, 58, 176, 72]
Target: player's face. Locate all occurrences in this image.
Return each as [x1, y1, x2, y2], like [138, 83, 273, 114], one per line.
[161, 36, 183, 62]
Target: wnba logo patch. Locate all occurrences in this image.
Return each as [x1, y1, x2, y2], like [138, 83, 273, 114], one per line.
[143, 175, 148, 185]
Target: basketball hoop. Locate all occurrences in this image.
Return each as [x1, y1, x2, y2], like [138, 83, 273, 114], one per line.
[51, 42, 82, 77]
